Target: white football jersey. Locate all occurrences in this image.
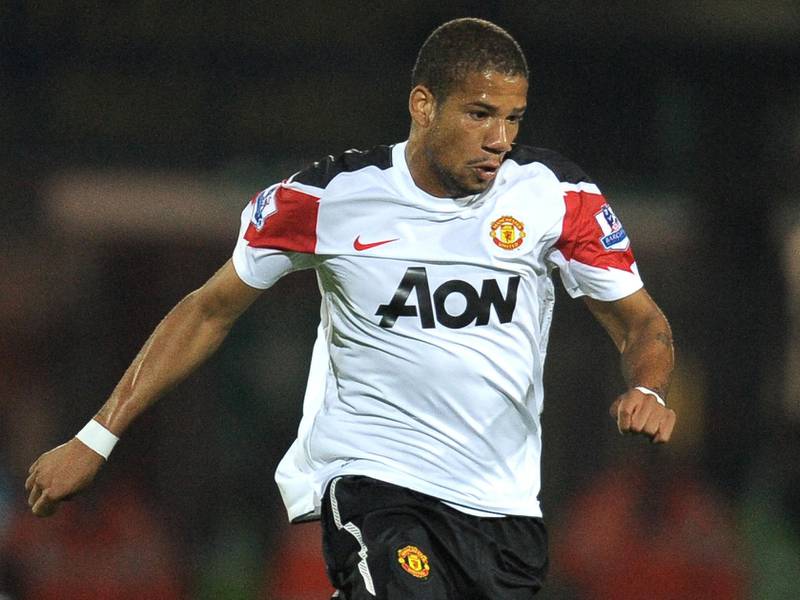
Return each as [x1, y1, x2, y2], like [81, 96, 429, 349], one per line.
[232, 141, 642, 521]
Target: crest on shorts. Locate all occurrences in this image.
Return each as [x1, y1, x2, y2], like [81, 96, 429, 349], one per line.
[594, 203, 629, 251]
[251, 186, 278, 231]
[490, 216, 526, 250]
[397, 545, 430, 579]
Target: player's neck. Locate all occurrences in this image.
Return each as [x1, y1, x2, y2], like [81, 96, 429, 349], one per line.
[404, 137, 453, 199]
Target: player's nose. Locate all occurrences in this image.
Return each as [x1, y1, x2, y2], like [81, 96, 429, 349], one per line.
[483, 119, 513, 153]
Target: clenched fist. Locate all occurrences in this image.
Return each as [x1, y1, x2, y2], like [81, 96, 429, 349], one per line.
[25, 438, 105, 517]
[610, 388, 676, 443]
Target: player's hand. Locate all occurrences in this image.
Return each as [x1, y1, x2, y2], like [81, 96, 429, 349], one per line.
[25, 438, 105, 517]
[609, 388, 676, 443]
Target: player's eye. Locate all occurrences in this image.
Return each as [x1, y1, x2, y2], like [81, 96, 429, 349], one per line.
[507, 114, 524, 124]
[468, 110, 490, 121]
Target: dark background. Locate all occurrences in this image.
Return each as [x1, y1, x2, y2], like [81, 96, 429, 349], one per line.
[1, 2, 798, 598]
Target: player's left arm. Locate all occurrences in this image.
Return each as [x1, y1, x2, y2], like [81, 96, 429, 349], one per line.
[584, 288, 676, 443]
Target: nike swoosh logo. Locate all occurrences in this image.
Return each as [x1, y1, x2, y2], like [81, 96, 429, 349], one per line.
[353, 236, 399, 251]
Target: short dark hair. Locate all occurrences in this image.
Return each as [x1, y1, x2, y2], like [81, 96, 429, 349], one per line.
[412, 18, 529, 100]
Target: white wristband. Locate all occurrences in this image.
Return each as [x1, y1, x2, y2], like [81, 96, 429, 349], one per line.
[635, 386, 666, 407]
[75, 419, 119, 459]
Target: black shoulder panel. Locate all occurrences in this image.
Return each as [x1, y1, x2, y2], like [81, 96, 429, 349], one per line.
[505, 144, 593, 184]
[290, 145, 394, 189]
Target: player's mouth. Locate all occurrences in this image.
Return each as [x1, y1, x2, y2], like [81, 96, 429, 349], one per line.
[471, 162, 500, 182]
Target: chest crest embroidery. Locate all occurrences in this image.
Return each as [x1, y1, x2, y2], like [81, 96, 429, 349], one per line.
[490, 215, 526, 250]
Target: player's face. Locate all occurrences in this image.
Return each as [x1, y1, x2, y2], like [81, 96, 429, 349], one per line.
[416, 70, 528, 198]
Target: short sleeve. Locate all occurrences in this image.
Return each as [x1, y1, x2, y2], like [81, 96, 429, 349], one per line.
[232, 183, 320, 289]
[547, 182, 643, 301]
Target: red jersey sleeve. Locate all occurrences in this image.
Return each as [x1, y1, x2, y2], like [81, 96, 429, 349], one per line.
[243, 183, 320, 253]
[550, 184, 643, 301]
[232, 182, 321, 289]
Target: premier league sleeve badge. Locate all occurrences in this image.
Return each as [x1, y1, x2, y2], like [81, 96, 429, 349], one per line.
[251, 185, 279, 231]
[594, 204, 630, 251]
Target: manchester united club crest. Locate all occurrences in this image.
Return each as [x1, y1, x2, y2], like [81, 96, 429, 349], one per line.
[490, 215, 526, 250]
[397, 545, 430, 579]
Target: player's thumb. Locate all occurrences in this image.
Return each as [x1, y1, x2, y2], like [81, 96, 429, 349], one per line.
[608, 397, 622, 420]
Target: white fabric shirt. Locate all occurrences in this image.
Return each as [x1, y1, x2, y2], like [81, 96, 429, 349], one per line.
[232, 141, 643, 522]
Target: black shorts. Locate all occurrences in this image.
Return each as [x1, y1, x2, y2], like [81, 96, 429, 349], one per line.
[321, 475, 548, 599]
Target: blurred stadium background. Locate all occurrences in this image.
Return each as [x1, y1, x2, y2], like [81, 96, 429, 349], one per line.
[1, 2, 798, 598]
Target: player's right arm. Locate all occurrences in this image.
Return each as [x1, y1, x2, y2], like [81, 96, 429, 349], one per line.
[25, 259, 263, 517]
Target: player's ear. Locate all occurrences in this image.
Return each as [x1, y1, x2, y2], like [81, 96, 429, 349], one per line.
[409, 85, 436, 128]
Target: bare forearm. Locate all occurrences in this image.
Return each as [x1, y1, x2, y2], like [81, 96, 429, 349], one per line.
[26, 261, 260, 517]
[620, 314, 674, 398]
[94, 290, 234, 435]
